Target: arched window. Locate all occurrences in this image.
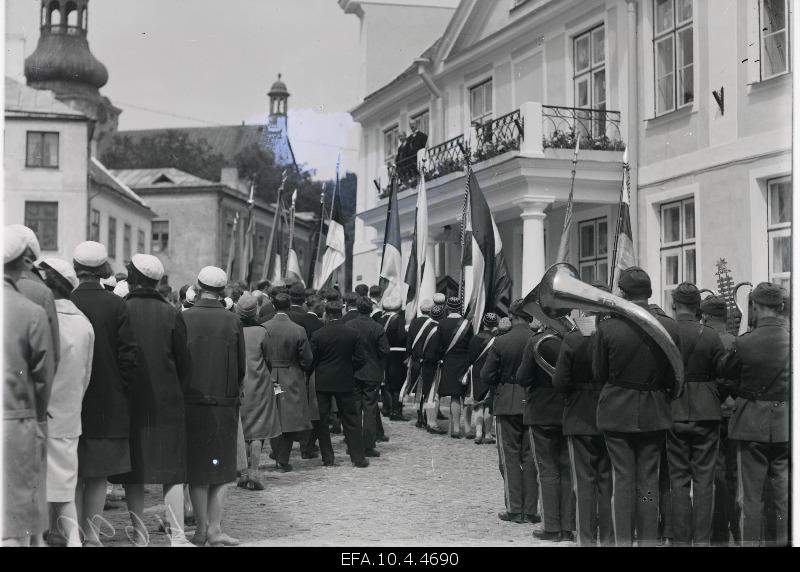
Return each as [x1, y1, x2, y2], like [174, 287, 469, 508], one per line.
[49, 1, 62, 27]
[66, 2, 78, 27]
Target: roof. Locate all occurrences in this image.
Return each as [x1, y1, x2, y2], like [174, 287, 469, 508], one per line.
[111, 168, 217, 189]
[362, 38, 442, 102]
[4, 76, 89, 119]
[90, 158, 152, 211]
[108, 125, 266, 165]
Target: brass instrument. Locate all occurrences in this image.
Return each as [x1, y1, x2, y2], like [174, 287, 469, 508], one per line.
[733, 282, 753, 336]
[532, 262, 685, 388]
[532, 333, 559, 377]
[522, 284, 576, 337]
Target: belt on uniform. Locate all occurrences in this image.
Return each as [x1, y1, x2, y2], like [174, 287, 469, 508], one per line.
[390, 347, 406, 352]
[4, 408, 35, 420]
[685, 374, 711, 383]
[571, 382, 600, 390]
[608, 378, 661, 391]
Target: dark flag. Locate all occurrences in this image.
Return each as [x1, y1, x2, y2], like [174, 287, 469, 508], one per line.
[379, 176, 403, 304]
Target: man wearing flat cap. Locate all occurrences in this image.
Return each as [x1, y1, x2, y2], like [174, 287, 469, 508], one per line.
[406, 300, 436, 428]
[481, 299, 540, 526]
[380, 297, 407, 421]
[719, 282, 790, 547]
[592, 266, 680, 547]
[665, 283, 726, 546]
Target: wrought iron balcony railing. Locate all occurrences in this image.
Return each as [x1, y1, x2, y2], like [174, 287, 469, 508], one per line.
[472, 110, 524, 163]
[424, 134, 466, 183]
[541, 105, 625, 151]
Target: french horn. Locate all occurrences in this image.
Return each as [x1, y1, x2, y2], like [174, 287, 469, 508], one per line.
[529, 262, 685, 389]
[733, 282, 753, 336]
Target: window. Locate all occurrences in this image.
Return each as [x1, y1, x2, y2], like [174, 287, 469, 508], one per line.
[767, 176, 791, 289]
[25, 132, 59, 168]
[107, 217, 117, 259]
[574, 25, 606, 136]
[410, 109, 430, 137]
[24, 201, 58, 251]
[660, 197, 696, 314]
[123, 223, 132, 263]
[578, 217, 609, 284]
[89, 209, 100, 242]
[383, 125, 400, 164]
[653, 0, 693, 115]
[151, 220, 169, 254]
[760, 0, 790, 80]
[470, 79, 493, 124]
[137, 229, 145, 254]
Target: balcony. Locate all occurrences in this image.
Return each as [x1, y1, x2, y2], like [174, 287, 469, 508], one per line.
[376, 102, 623, 198]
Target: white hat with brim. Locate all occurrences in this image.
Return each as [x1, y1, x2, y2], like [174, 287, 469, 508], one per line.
[131, 253, 164, 281]
[198, 266, 227, 289]
[4, 227, 27, 264]
[7, 224, 41, 260]
[39, 258, 79, 290]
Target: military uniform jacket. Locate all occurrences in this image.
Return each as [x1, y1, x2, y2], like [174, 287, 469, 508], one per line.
[347, 314, 389, 382]
[552, 330, 603, 436]
[593, 304, 680, 433]
[719, 316, 789, 443]
[480, 324, 534, 416]
[467, 331, 495, 401]
[381, 312, 407, 390]
[671, 316, 726, 422]
[517, 329, 563, 426]
[71, 281, 138, 438]
[311, 321, 365, 393]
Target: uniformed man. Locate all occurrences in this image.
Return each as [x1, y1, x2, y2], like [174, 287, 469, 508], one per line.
[719, 282, 789, 547]
[666, 283, 726, 546]
[593, 267, 681, 547]
[702, 296, 740, 545]
[481, 300, 540, 525]
[518, 315, 574, 542]
[406, 300, 435, 428]
[552, 281, 613, 547]
[466, 313, 499, 444]
[423, 306, 446, 434]
[380, 298, 407, 421]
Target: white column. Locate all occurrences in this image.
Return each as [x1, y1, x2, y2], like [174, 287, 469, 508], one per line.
[519, 199, 551, 295]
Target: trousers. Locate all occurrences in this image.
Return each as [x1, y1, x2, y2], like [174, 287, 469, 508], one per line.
[567, 434, 613, 546]
[711, 420, 740, 544]
[495, 415, 539, 517]
[666, 420, 720, 545]
[316, 391, 365, 464]
[736, 440, 789, 546]
[354, 379, 380, 450]
[530, 425, 575, 533]
[604, 430, 666, 547]
[272, 430, 311, 465]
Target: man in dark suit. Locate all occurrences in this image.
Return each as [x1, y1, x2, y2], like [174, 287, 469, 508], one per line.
[340, 292, 360, 324]
[368, 286, 383, 322]
[347, 297, 389, 457]
[404, 125, 428, 184]
[311, 301, 369, 468]
[481, 300, 540, 526]
[719, 282, 789, 547]
[666, 283, 726, 547]
[593, 267, 681, 547]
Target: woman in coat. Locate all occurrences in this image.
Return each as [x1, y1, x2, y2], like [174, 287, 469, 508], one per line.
[112, 254, 192, 546]
[38, 259, 94, 547]
[182, 266, 245, 547]
[235, 293, 280, 490]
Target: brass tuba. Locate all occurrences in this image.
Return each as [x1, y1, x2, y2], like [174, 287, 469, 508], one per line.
[733, 282, 753, 336]
[531, 263, 685, 388]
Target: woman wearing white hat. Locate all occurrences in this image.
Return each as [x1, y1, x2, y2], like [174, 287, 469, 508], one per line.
[37, 259, 95, 547]
[113, 254, 192, 546]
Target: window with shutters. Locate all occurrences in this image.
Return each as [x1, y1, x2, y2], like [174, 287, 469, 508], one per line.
[137, 229, 145, 254]
[410, 109, 430, 137]
[759, 0, 790, 80]
[89, 209, 100, 242]
[470, 79, 493, 123]
[384, 125, 400, 165]
[123, 223, 132, 263]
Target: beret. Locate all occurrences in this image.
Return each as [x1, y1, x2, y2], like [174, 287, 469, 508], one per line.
[131, 254, 164, 281]
[509, 299, 533, 321]
[498, 317, 512, 332]
[482, 312, 499, 328]
[382, 297, 401, 311]
[235, 292, 258, 319]
[432, 293, 446, 305]
[671, 282, 701, 305]
[618, 266, 652, 298]
[446, 296, 461, 311]
[357, 296, 374, 314]
[39, 257, 78, 290]
[7, 224, 41, 260]
[326, 300, 344, 313]
[420, 299, 433, 313]
[700, 295, 728, 317]
[198, 266, 227, 289]
[4, 227, 27, 263]
[73, 241, 108, 267]
[113, 280, 129, 298]
[430, 305, 445, 319]
[751, 282, 785, 307]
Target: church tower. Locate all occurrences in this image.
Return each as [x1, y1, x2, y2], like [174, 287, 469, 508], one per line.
[24, 0, 121, 150]
[260, 74, 297, 170]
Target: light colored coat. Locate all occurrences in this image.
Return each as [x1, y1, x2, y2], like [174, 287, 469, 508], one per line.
[47, 299, 94, 438]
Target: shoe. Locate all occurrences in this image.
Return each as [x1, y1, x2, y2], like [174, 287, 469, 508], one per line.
[450, 433, 463, 439]
[323, 461, 340, 467]
[532, 530, 562, 541]
[380, 406, 391, 418]
[426, 426, 447, 435]
[244, 478, 265, 491]
[277, 462, 293, 472]
[45, 529, 68, 547]
[236, 476, 249, 489]
[206, 532, 240, 547]
[301, 451, 319, 459]
[364, 448, 381, 458]
[184, 514, 196, 527]
[312, 445, 320, 453]
[474, 437, 484, 444]
[524, 514, 542, 524]
[352, 459, 370, 468]
[561, 531, 576, 542]
[483, 437, 496, 445]
[498, 512, 524, 524]
[377, 435, 389, 442]
[465, 432, 476, 440]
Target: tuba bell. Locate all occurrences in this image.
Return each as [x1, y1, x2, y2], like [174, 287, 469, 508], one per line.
[531, 263, 684, 389]
[733, 282, 753, 336]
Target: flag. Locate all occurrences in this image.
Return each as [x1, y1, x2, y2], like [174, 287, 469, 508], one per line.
[240, 182, 256, 285]
[556, 136, 580, 263]
[464, 169, 512, 331]
[404, 174, 436, 322]
[285, 248, 305, 286]
[379, 177, 403, 305]
[269, 199, 284, 284]
[611, 153, 636, 295]
[314, 164, 345, 290]
[225, 213, 239, 279]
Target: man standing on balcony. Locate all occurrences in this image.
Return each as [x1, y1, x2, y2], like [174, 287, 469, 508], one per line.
[395, 131, 410, 186]
[405, 125, 428, 185]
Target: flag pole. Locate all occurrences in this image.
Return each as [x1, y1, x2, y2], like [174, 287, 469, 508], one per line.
[457, 141, 471, 316]
[262, 170, 288, 282]
[225, 212, 240, 278]
[609, 147, 629, 289]
[311, 185, 326, 286]
[243, 177, 256, 286]
[556, 136, 581, 263]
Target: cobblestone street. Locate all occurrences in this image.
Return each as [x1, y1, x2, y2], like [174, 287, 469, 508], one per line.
[99, 403, 567, 547]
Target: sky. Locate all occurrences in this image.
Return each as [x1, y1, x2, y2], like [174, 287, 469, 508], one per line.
[5, 0, 362, 180]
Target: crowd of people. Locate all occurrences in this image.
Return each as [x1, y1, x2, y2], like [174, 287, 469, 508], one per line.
[2, 223, 791, 548]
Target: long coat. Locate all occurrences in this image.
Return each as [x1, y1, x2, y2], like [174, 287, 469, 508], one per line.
[71, 281, 138, 439]
[287, 306, 323, 421]
[348, 314, 389, 382]
[3, 278, 55, 538]
[437, 316, 474, 397]
[182, 298, 246, 485]
[311, 320, 365, 393]
[17, 269, 60, 373]
[262, 313, 314, 433]
[119, 289, 191, 484]
[380, 312, 407, 392]
[240, 323, 281, 440]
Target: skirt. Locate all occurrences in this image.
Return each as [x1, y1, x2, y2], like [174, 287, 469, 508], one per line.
[185, 404, 238, 485]
[78, 437, 131, 478]
[46, 437, 79, 502]
[110, 424, 187, 485]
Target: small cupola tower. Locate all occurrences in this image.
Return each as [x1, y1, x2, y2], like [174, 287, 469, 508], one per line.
[261, 74, 297, 169]
[268, 73, 290, 120]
